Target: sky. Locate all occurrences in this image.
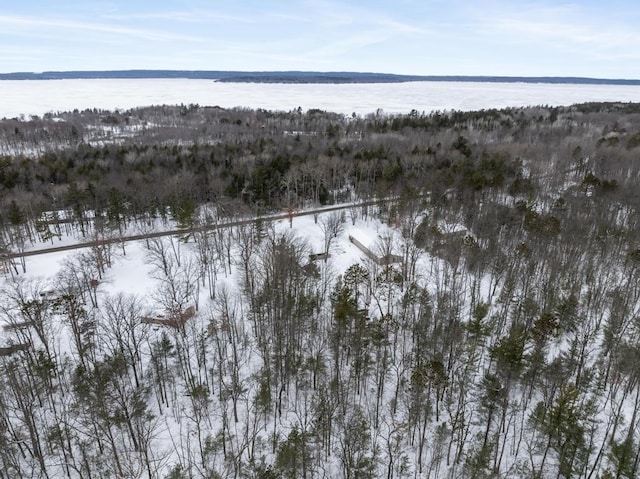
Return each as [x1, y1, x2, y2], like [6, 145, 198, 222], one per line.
[2, 0, 640, 78]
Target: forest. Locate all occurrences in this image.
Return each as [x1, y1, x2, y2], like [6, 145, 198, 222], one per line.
[0, 102, 640, 478]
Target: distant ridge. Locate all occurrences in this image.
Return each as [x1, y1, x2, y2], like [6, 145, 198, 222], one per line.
[1, 70, 640, 85]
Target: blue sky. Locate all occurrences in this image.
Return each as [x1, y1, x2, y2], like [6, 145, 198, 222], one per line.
[2, 0, 640, 78]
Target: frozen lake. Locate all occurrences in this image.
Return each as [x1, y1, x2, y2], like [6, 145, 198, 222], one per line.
[3, 78, 640, 118]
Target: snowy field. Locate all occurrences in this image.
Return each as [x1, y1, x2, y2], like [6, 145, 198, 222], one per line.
[3, 79, 640, 119]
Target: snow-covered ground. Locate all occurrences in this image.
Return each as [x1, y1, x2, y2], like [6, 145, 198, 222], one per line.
[3, 79, 640, 119]
[0, 208, 414, 477]
[6, 211, 390, 294]
[1, 196, 635, 477]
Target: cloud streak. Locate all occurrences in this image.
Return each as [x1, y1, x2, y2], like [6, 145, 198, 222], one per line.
[102, 10, 254, 24]
[473, 2, 640, 50]
[0, 14, 202, 42]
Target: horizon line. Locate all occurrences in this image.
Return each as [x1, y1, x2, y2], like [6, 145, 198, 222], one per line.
[1, 70, 640, 85]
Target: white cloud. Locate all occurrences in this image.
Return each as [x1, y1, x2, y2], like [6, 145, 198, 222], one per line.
[479, 2, 639, 46]
[0, 14, 203, 43]
[102, 10, 254, 24]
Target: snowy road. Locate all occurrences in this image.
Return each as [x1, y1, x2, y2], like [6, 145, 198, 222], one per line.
[6, 197, 397, 259]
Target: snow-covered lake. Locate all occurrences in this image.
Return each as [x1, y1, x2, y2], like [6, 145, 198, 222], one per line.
[3, 79, 640, 119]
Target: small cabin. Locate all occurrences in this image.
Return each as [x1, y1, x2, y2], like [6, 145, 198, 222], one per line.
[141, 306, 196, 329]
